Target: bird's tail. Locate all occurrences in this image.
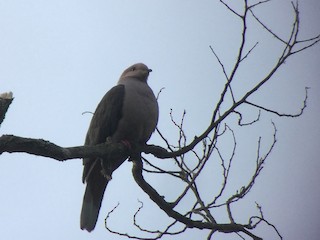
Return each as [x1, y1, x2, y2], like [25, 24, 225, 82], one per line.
[80, 176, 108, 232]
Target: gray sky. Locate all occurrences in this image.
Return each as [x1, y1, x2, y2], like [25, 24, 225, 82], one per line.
[0, 0, 319, 239]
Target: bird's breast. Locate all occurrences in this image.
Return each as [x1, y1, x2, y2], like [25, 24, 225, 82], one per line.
[112, 80, 158, 143]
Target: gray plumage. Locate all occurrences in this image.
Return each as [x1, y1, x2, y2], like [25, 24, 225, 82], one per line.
[80, 63, 159, 232]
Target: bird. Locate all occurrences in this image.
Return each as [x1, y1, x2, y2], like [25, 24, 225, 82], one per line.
[80, 63, 159, 232]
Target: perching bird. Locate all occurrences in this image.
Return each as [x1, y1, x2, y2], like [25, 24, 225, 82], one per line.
[80, 63, 159, 232]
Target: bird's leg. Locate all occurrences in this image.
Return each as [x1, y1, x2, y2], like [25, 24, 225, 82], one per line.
[100, 138, 131, 180]
[99, 138, 113, 180]
[100, 160, 112, 181]
[106, 136, 113, 144]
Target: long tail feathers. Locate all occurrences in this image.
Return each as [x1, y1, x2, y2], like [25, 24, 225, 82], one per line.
[80, 178, 108, 232]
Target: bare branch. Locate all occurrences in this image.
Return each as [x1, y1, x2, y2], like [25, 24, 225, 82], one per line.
[209, 45, 229, 81]
[240, 42, 259, 62]
[169, 109, 187, 149]
[226, 122, 277, 210]
[292, 35, 320, 54]
[245, 86, 308, 117]
[234, 109, 261, 126]
[133, 201, 162, 235]
[131, 157, 212, 229]
[209, 45, 236, 102]
[156, 87, 165, 100]
[248, 203, 283, 239]
[219, 0, 242, 18]
[249, 9, 287, 44]
[131, 157, 263, 239]
[104, 203, 157, 240]
[248, 0, 271, 10]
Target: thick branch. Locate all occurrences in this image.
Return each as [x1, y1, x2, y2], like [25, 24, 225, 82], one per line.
[0, 133, 181, 161]
[0, 135, 129, 161]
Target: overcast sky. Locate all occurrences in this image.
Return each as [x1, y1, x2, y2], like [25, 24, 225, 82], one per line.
[0, 0, 319, 240]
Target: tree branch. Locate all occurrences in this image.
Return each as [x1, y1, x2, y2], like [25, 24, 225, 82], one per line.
[0, 135, 129, 161]
[131, 157, 263, 239]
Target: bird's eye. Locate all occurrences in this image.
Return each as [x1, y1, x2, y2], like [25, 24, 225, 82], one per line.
[131, 67, 136, 71]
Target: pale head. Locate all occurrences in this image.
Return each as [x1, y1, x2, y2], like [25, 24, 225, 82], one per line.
[119, 63, 152, 82]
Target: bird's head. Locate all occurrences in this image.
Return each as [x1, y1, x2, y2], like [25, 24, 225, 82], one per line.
[119, 63, 152, 82]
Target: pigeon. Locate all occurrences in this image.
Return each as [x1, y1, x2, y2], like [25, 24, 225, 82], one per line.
[80, 63, 159, 232]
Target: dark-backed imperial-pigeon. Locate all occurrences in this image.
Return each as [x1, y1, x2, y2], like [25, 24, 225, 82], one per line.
[80, 63, 159, 231]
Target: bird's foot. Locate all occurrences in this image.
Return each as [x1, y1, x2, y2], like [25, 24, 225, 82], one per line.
[121, 139, 132, 149]
[101, 168, 112, 181]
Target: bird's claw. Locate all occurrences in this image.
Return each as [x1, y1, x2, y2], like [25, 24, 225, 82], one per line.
[121, 139, 132, 149]
[101, 169, 112, 181]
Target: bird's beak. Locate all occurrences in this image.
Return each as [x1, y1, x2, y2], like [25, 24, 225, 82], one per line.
[148, 69, 152, 73]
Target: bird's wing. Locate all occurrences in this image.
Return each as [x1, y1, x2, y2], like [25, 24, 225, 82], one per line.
[82, 84, 125, 183]
[80, 84, 125, 232]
